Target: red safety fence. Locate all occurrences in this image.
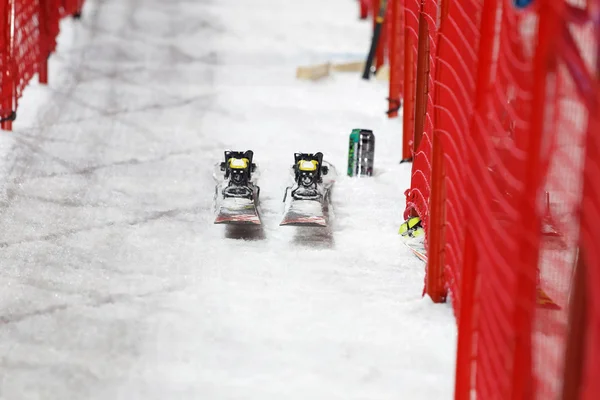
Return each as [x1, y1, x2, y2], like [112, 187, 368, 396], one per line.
[0, 0, 85, 131]
[377, 0, 600, 398]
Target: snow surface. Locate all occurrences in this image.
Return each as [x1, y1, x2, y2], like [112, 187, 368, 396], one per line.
[0, 0, 457, 398]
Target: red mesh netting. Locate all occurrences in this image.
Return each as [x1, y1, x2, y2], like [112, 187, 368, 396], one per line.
[431, 0, 482, 317]
[13, 0, 42, 102]
[0, 1, 10, 119]
[1, 0, 41, 120]
[533, 1, 598, 398]
[465, 2, 540, 397]
[396, 0, 599, 397]
[403, 0, 438, 241]
[1, 0, 85, 126]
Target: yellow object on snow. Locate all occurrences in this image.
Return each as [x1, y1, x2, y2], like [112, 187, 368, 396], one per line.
[399, 217, 424, 237]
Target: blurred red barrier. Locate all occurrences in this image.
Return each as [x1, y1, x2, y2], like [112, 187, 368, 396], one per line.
[0, 0, 86, 131]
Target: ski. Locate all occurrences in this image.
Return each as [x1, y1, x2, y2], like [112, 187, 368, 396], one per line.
[213, 150, 261, 225]
[401, 235, 427, 263]
[280, 152, 336, 227]
[280, 195, 328, 227]
[399, 217, 427, 262]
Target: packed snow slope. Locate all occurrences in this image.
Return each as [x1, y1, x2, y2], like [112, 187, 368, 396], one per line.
[0, 0, 457, 398]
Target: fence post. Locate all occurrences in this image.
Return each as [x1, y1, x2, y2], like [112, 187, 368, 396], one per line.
[561, 2, 600, 396]
[560, 249, 587, 399]
[39, 0, 49, 84]
[1, 0, 15, 131]
[452, 0, 498, 396]
[511, 0, 561, 397]
[360, 0, 369, 19]
[425, 0, 448, 304]
[454, 231, 478, 400]
[412, 4, 429, 155]
[74, 0, 85, 18]
[401, 27, 415, 162]
[388, 0, 403, 118]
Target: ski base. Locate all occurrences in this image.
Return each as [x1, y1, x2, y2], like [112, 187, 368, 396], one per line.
[280, 191, 328, 227]
[401, 235, 427, 262]
[279, 153, 335, 227]
[214, 197, 261, 225]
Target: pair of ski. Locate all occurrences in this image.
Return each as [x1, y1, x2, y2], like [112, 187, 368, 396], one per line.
[213, 150, 335, 227]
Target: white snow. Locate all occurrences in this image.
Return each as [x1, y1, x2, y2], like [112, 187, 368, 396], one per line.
[0, 0, 457, 399]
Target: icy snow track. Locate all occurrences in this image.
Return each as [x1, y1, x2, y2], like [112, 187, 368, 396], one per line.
[0, 0, 456, 399]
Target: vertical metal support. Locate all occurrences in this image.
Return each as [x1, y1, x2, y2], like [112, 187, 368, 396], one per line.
[375, 0, 387, 71]
[511, 0, 561, 397]
[412, 4, 429, 154]
[452, 0, 497, 397]
[1, 0, 16, 131]
[454, 230, 478, 400]
[561, 9, 600, 395]
[39, 0, 49, 84]
[388, 0, 403, 119]
[360, 0, 370, 19]
[425, 0, 449, 305]
[426, 130, 446, 303]
[74, 0, 85, 18]
[560, 249, 587, 400]
[402, 28, 415, 162]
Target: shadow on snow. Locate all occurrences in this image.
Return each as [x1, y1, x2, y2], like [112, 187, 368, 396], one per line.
[292, 226, 334, 249]
[224, 224, 266, 241]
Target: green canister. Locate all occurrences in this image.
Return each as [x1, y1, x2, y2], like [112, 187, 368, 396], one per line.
[347, 129, 375, 177]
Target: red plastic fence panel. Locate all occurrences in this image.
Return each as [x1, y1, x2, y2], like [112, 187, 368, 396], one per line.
[413, 0, 600, 398]
[401, 0, 420, 164]
[402, 0, 438, 243]
[428, 0, 483, 313]
[0, 0, 86, 131]
[0, 0, 41, 130]
[451, 0, 546, 396]
[536, 1, 599, 398]
[401, 2, 417, 163]
[0, 0, 12, 127]
[40, 0, 63, 83]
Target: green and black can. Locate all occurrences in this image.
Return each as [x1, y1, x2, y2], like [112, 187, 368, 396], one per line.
[347, 129, 375, 177]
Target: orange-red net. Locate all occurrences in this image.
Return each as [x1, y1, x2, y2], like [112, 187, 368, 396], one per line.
[0, 0, 85, 130]
[403, 0, 438, 243]
[430, 0, 482, 316]
[391, 0, 600, 397]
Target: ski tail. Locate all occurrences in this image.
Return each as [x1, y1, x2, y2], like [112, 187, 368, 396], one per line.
[280, 196, 327, 226]
[215, 196, 261, 225]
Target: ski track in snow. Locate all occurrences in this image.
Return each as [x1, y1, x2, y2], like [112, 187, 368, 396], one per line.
[0, 0, 456, 399]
